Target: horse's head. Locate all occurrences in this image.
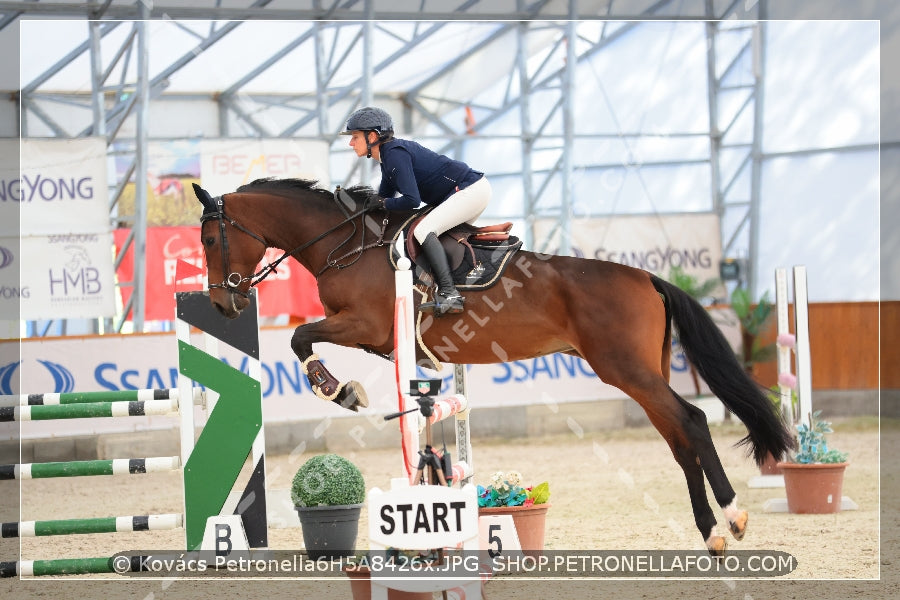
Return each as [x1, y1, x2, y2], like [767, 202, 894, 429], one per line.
[193, 183, 267, 319]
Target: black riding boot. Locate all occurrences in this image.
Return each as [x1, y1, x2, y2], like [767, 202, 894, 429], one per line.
[420, 232, 464, 316]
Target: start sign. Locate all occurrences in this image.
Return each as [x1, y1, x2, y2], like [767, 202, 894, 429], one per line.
[368, 480, 479, 550]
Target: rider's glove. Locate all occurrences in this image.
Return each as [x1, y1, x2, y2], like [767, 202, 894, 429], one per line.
[366, 196, 386, 211]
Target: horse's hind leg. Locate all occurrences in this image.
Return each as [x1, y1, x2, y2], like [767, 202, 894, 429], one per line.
[671, 388, 749, 542]
[638, 381, 730, 555]
[596, 358, 742, 556]
[667, 387, 749, 549]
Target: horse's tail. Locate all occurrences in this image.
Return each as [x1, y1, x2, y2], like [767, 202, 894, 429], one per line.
[650, 274, 796, 465]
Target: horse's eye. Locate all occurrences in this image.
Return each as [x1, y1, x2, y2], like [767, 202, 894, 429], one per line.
[203, 237, 216, 247]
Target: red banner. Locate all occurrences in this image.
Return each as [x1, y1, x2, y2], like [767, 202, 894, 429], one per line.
[114, 227, 324, 321]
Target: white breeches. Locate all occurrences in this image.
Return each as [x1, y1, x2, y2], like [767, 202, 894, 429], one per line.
[413, 176, 492, 244]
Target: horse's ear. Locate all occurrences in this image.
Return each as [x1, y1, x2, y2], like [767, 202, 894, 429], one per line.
[192, 182, 218, 213]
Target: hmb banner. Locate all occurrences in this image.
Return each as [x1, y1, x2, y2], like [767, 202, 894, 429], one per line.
[16, 233, 117, 320]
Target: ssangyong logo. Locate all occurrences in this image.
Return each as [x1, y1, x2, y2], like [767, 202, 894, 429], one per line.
[0, 245, 13, 270]
[0, 360, 75, 394]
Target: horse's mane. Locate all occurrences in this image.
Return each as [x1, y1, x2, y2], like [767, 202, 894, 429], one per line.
[237, 177, 376, 204]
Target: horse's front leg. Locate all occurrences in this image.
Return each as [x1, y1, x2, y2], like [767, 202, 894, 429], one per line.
[290, 316, 373, 412]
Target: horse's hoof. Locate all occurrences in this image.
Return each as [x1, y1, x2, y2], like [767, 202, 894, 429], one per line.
[706, 535, 727, 557]
[728, 510, 748, 541]
[335, 381, 368, 411]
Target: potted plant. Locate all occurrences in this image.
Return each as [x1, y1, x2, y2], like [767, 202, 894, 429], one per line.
[477, 471, 550, 554]
[777, 411, 849, 514]
[292, 453, 365, 559]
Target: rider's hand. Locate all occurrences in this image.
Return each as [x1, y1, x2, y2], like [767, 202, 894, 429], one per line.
[366, 196, 386, 211]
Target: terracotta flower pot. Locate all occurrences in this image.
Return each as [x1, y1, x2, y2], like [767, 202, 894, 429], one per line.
[777, 462, 848, 514]
[477, 503, 550, 556]
[344, 566, 433, 600]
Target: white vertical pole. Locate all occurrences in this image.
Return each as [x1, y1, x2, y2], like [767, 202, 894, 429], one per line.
[394, 237, 419, 481]
[774, 268, 792, 424]
[175, 319, 196, 470]
[792, 266, 813, 427]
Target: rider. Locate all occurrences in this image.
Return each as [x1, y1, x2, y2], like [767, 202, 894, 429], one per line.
[342, 106, 491, 317]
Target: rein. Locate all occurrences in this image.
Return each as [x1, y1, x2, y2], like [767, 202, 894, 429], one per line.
[201, 188, 386, 297]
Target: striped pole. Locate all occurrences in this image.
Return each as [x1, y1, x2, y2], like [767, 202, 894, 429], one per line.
[0, 388, 203, 408]
[1, 556, 149, 577]
[1, 399, 178, 422]
[1, 513, 183, 538]
[0, 456, 180, 480]
[418, 393, 468, 432]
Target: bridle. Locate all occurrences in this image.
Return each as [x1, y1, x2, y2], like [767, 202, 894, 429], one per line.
[200, 189, 387, 299]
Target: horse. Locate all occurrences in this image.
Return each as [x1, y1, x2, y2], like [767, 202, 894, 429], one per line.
[192, 177, 794, 556]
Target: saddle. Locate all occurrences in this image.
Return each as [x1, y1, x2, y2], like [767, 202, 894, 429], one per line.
[390, 211, 523, 291]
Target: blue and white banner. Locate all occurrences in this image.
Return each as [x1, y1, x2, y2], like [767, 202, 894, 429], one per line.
[0, 315, 738, 439]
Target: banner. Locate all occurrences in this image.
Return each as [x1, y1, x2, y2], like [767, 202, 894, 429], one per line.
[0, 139, 19, 237]
[114, 227, 325, 321]
[17, 232, 117, 319]
[200, 139, 330, 192]
[0, 315, 737, 437]
[0, 237, 21, 320]
[17, 138, 110, 235]
[533, 213, 725, 295]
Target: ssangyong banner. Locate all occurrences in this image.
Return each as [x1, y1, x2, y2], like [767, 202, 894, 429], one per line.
[0, 236, 21, 321]
[533, 214, 725, 293]
[113, 227, 325, 321]
[0, 317, 737, 439]
[18, 137, 110, 236]
[17, 233, 117, 319]
[0, 138, 19, 237]
[200, 139, 330, 192]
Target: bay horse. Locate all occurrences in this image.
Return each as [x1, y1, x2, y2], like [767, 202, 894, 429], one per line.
[192, 178, 794, 556]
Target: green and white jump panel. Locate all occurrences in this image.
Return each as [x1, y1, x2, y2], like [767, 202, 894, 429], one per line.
[175, 291, 267, 551]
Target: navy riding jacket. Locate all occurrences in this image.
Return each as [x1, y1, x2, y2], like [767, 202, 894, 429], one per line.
[377, 139, 483, 211]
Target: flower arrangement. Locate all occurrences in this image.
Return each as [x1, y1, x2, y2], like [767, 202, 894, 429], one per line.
[477, 470, 550, 508]
[790, 410, 848, 464]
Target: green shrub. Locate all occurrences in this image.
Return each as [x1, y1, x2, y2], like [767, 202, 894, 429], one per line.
[291, 454, 365, 507]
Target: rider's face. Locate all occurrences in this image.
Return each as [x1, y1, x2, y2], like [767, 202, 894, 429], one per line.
[348, 130, 379, 158]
